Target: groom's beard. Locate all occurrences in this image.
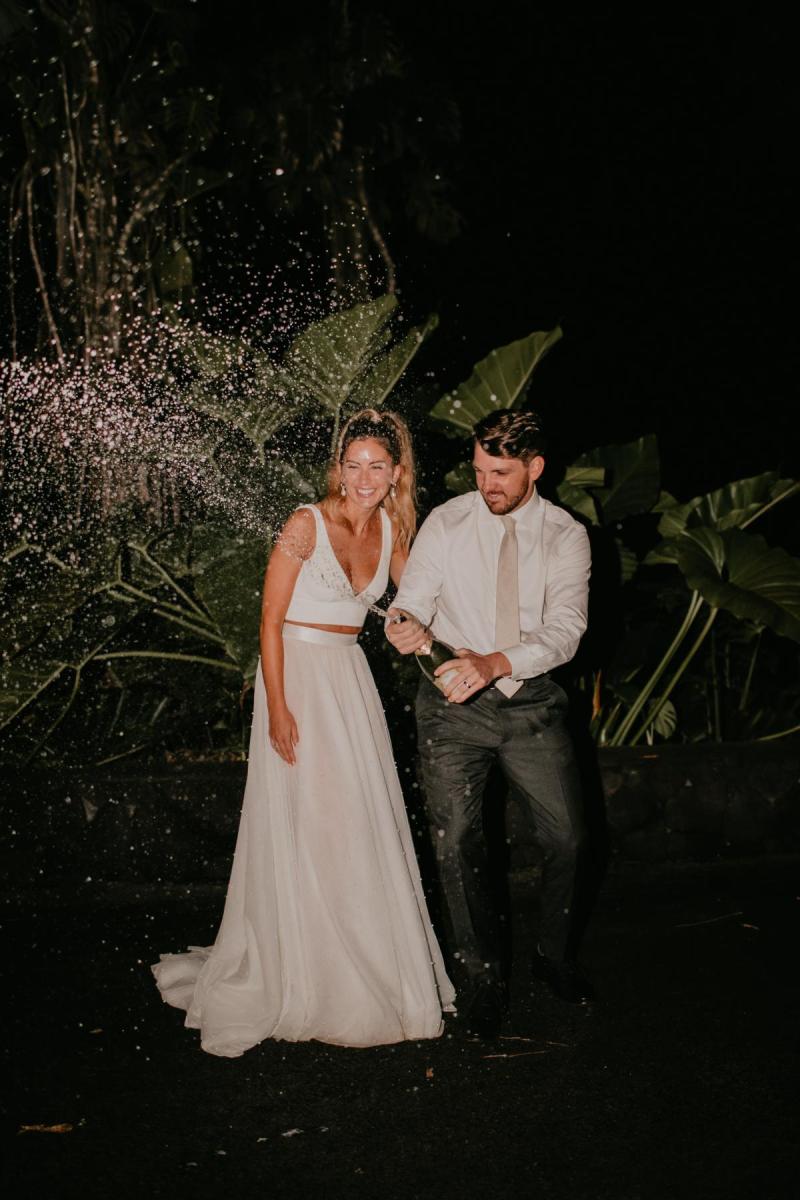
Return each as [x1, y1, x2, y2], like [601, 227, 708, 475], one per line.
[478, 484, 534, 515]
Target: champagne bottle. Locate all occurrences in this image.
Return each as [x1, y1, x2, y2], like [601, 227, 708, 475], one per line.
[376, 607, 459, 695]
[415, 635, 459, 694]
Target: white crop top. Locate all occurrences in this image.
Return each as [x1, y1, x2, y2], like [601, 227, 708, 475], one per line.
[284, 504, 393, 628]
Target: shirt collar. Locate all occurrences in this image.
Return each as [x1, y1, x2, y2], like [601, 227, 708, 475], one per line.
[476, 486, 541, 530]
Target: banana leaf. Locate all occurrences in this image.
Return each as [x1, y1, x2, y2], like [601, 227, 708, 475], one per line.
[429, 326, 563, 436]
[675, 528, 800, 643]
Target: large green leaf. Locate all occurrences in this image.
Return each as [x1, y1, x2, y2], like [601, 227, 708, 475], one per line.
[186, 353, 296, 451]
[179, 322, 246, 380]
[190, 525, 267, 680]
[554, 465, 606, 524]
[349, 313, 438, 410]
[0, 537, 121, 659]
[129, 527, 194, 582]
[568, 436, 660, 524]
[0, 587, 136, 730]
[650, 698, 677, 739]
[675, 528, 800, 642]
[428, 326, 563, 436]
[563, 465, 607, 489]
[173, 318, 300, 450]
[444, 461, 475, 495]
[658, 473, 799, 538]
[283, 295, 399, 414]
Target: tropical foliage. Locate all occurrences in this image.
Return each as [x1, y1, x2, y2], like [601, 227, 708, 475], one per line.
[430, 343, 800, 746]
[0, 295, 436, 765]
[0, 0, 461, 358]
[2, 301, 798, 766]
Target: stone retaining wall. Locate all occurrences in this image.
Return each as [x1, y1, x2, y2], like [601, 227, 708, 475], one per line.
[508, 737, 800, 866]
[2, 739, 798, 889]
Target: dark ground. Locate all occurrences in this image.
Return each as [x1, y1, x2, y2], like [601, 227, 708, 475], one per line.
[2, 856, 798, 1200]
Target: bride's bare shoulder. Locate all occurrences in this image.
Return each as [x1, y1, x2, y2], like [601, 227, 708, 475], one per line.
[275, 506, 317, 562]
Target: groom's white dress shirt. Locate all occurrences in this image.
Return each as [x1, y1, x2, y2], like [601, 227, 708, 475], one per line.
[393, 488, 591, 688]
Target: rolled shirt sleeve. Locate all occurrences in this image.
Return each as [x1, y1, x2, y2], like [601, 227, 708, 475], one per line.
[391, 511, 445, 628]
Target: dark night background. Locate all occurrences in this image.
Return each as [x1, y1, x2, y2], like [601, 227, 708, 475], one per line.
[2, 0, 798, 755]
[2, 10, 800, 1198]
[3, 1, 797, 499]
[400, 6, 797, 495]
[397, 4, 798, 496]
[197, 1, 798, 497]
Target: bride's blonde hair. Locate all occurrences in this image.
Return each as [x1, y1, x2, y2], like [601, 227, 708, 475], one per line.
[321, 409, 417, 550]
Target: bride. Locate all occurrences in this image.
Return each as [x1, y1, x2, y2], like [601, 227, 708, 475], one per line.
[153, 409, 455, 1055]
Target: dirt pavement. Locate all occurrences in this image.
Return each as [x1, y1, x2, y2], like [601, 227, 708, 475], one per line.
[2, 856, 798, 1200]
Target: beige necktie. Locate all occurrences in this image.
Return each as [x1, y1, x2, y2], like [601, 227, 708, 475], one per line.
[495, 515, 523, 696]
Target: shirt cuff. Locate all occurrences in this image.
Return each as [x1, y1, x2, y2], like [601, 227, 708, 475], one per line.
[385, 605, 431, 633]
[500, 643, 531, 680]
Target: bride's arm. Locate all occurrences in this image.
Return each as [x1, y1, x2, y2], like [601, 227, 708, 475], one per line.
[386, 536, 430, 652]
[259, 509, 315, 765]
[389, 540, 409, 589]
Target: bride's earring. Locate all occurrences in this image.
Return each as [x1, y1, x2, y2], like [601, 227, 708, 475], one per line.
[390, 482, 397, 500]
[340, 481, 346, 497]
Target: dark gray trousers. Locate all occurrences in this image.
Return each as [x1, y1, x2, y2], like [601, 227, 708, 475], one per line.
[416, 673, 586, 988]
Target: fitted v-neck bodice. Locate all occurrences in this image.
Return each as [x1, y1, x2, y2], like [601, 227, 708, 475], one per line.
[283, 504, 392, 629]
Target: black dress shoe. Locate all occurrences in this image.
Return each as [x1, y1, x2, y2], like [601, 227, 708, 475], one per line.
[463, 982, 507, 1039]
[531, 951, 595, 1004]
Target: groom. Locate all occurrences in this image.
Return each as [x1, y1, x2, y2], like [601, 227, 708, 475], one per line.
[386, 408, 593, 1038]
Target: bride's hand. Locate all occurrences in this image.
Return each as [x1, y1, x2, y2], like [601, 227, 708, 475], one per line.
[269, 707, 300, 766]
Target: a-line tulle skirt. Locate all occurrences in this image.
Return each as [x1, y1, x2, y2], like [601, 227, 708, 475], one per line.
[152, 624, 455, 1056]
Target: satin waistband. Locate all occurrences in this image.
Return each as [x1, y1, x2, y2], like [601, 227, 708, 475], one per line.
[282, 623, 360, 646]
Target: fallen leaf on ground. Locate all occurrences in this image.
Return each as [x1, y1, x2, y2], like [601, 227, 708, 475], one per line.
[18, 1123, 74, 1134]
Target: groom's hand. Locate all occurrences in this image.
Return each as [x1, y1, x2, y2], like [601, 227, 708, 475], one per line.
[436, 648, 512, 703]
[385, 609, 430, 654]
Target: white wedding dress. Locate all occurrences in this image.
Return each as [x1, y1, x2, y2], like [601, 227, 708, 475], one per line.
[152, 504, 455, 1056]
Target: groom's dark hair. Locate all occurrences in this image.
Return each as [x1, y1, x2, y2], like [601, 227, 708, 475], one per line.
[473, 408, 546, 463]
